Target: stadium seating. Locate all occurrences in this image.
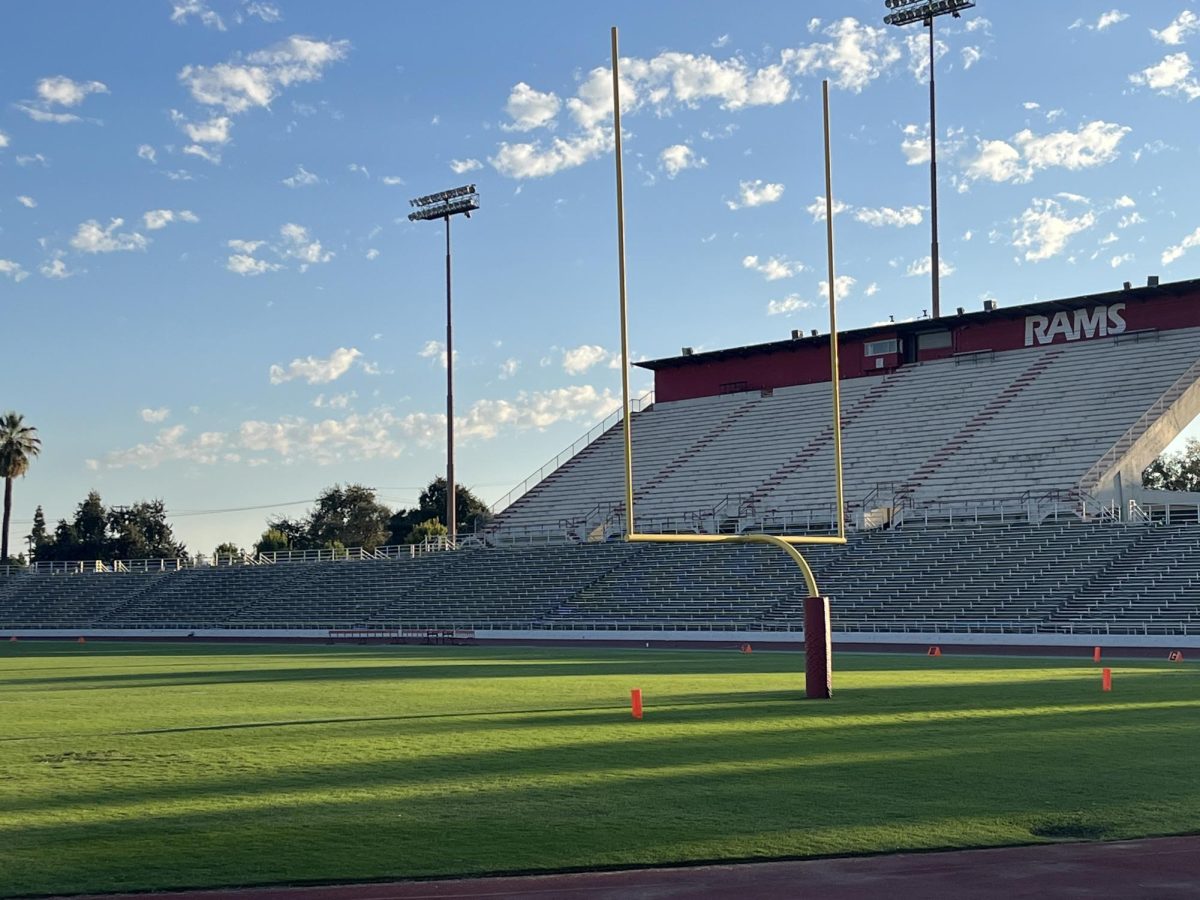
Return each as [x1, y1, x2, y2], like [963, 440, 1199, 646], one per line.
[491, 327, 1200, 538]
[2, 522, 1198, 636]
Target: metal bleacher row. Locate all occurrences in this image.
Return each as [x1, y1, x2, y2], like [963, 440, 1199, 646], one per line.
[492, 327, 1200, 538]
[2, 522, 1199, 636]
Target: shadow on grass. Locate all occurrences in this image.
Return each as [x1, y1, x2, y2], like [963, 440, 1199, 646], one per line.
[5, 731, 1200, 900]
[7, 676, 1198, 818]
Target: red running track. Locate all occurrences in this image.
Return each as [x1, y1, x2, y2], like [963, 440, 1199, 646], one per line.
[61, 835, 1200, 900]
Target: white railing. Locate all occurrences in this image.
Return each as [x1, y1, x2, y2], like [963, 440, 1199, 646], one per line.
[490, 390, 654, 515]
[1078, 355, 1200, 492]
[7, 538, 463, 578]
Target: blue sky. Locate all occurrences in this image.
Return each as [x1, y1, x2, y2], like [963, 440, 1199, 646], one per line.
[2, 1, 1199, 555]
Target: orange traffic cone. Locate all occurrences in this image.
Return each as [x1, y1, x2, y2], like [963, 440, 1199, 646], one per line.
[1102, 668, 1112, 692]
[928, 646, 941, 657]
[77, 637, 86, 644]
[630, 688, 643, 720]
[1168, 650, 1184, 662]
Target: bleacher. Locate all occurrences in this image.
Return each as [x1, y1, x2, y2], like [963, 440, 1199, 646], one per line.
[492, 327, 1200, 538]
[2, 522, 1199, 636]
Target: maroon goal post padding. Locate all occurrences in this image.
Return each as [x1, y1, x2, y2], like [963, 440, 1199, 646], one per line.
[804, 595, 832, 699]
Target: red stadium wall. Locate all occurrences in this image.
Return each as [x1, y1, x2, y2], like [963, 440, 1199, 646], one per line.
[647, 284, 1200, 403]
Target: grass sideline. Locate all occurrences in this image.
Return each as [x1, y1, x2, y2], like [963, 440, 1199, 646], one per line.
[1, 641, 1197, 897]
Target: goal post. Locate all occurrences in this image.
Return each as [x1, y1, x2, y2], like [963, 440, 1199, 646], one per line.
[609, 27, 843, 698]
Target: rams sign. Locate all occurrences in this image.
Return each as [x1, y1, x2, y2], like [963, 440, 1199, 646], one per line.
[1024, 303, 1127, 347]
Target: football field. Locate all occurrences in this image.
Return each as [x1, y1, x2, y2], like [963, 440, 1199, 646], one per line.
[1, 640, 1197, 898]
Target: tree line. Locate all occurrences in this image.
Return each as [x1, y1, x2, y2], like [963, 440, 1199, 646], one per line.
[14, 478, 490, 564]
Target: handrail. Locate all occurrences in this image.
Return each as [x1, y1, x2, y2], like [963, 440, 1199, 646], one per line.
[490, 390, 654, 514]
[1078, 356, 1200, 491]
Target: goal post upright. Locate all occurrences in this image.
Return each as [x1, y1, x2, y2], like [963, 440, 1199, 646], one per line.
[610, 28, 839, 697]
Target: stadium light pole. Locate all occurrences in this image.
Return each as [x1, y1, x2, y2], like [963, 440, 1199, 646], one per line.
[408, 184, 480, 545]
[884, 0, 975, 320]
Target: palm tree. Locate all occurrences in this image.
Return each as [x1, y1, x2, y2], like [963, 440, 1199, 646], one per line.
[0, 412, 41, 562]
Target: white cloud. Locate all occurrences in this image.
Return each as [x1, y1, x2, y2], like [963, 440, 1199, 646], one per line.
[143, 209, 199, 230]
[713, 34, 731, 48]
[964, 121, 1131, 183]
[0, 260, 29, 283]
[766, 294, 812, 316]
[562, 344, 614, 375]
[365, 248, 380, 261]
[16, 195, 36, 209]
[784, 17, 902, 92]
[269, 347, 362, 385]
[0, 130, 8, 148]
[137, 144, 157, 163]
[1152, 10, 1200, 45]
[15, 105, 82, 124]
[1023, 101, 1041, 110]
[804, 195, 848, 222]
[418, 340, 457, 369]
[313, 392, 355, 409]
[1011, 197, 1096, 262]
[727, 179, 785, 210]
[242, 2, 282, 24]
[1118, 211, 1146, 229]
[449, 157, 483, 174]
[1130, 52, 1200, 100]
[660, 144, 707, 178]
[490, 128, 611, 179]
[279, 222, 332, 266]
[900, 124, 929, 165]
[1114, 195, 1136, 208]
[35, 75, 108, 107]
[171, 0, 225, 30]
[381, 175, 405, 186]
[39, 254, 73, 279]
[853, 205, 923, 228]
[818, 275, 857, 302]
[864, 282, 880, 296]
[183, 143, 221, 164]
[906, 255, 957, 276]
[282, 164, 319, 187]
[1110, 253, 1134, 268]
[141, 407, 171, 423]
[502, 82, 562, 131]
[499, 358, 521, 379]
[16, 153, 48, 167]
[70, 218, 149, 253]
[347, 162, 370, 178]
[1071, 10, 1129, 32]
[742, 254, 803, 281]
[180, 36, 350, 115]
[179, 114, 233, 144]
[1162, 226, 1200, 265]
[227, 253, 281, 276]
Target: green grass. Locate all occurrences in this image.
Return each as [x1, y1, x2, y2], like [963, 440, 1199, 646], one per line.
[1, 641, 1198, 897]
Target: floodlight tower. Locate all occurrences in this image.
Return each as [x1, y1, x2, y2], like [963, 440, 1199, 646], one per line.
[408, 184, 480, 544]
[884, 0, 975, 320]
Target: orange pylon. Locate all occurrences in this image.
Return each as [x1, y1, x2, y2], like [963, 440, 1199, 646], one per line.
[1169, 650, 1184, 662]
[928, 646, 941, 657]
[630, 688, 643, 720]
[77, 637, 86, 644]
[1102, 668, 1112, 692]
[1093, 646, 1101, 663]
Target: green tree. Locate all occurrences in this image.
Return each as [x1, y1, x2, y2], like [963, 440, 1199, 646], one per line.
[108, 500, 186, 560]
[307, 484, 392, 550]
[406, 517, 448, 544]
[0, 412, 41, 563]
[28, 505, 48, 559]
[1143, 439, 1200, 492]
[263, 516, 310, 550]
[213, 542, 242, 560]
[254, 528, 290, 554]
[389, 476, 493, 542]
